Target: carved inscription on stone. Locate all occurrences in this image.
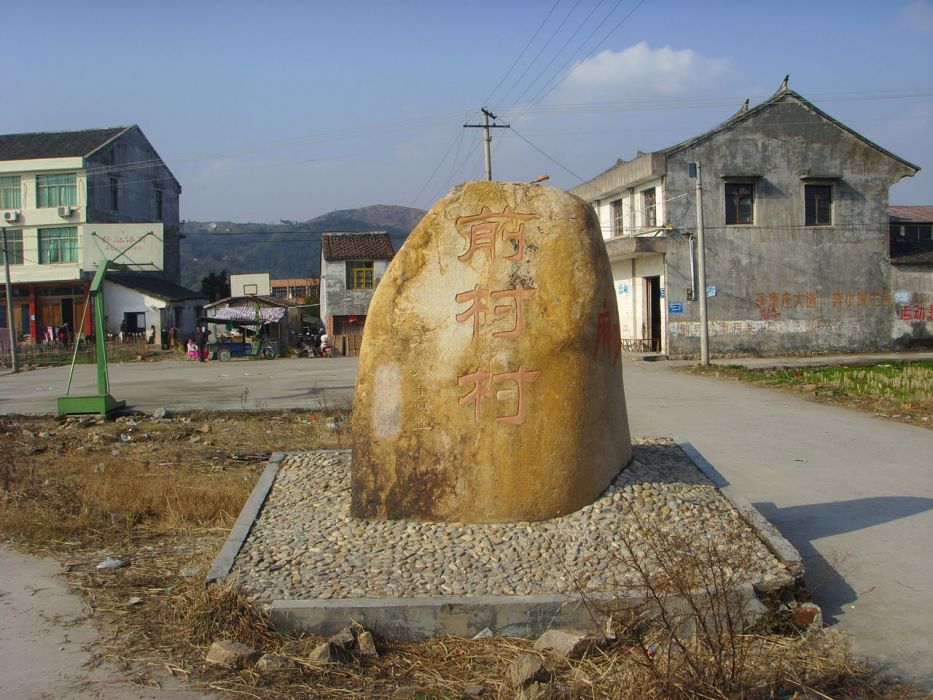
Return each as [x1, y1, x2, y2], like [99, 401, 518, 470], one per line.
[351, 181, 632, 523]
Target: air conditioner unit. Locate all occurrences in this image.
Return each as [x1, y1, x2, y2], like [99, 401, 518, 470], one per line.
[2, 210, 19, 222]
[58, 206, 74, 217]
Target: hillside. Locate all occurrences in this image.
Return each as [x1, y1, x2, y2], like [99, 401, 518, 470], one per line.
[179, 205, 425, 289]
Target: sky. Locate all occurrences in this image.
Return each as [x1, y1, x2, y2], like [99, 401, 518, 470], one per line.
[5, 0, 933, 222]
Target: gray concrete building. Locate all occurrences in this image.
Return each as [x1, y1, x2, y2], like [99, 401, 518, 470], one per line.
[571, 83, 922, 358]
[319, 232, 394, 355]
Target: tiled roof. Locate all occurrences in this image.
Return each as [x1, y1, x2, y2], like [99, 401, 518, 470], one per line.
[662, 90, 919, 173]
[890, 205, 933, 223]
[321, 231, 394, 261]
[106, 272, 205, 302]
[890, 241, 933, 265]
[0, 126, 132, 161]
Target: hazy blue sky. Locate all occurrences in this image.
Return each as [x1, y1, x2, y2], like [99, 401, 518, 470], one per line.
[6, 0, 932, 221]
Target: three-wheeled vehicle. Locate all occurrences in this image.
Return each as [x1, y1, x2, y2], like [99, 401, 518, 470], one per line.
[197, 316, 278, 361]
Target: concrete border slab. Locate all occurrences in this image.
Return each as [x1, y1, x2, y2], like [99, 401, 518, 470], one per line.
[678, 440, 803, 577]
[209, 443, 805, 640]
[206, 452, 285, 584]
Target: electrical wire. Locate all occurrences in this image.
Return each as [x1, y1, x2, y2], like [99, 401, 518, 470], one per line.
[514, 0, 647, 120]
[502, 0, 611, 114]
[492, 0, 585, 112]
[483, 0, 562, 109]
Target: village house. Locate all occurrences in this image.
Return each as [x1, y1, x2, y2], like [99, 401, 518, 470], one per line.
[889, 205, 933, 347]
[570, 82, 923, 358]
[319, 231, 394, 356]
[0, 126, 201, 343]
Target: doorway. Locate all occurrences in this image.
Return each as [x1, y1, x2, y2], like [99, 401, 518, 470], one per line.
[644, 276, 662, 352]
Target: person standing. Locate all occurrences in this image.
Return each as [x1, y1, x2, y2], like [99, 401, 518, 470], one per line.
[197, 325, 211, 362]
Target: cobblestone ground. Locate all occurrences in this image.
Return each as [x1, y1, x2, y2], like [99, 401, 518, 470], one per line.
[234, 439, 789, 602]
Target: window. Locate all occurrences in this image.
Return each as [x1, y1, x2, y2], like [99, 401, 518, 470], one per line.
[155, 189, 163, 219]
[271, 286, 287, 299]
[38, 226, 78, 264]
[36, 173, 77, 208]
[2, 229, 23, 264]
[805, 184, 832, 226]
[725, 182, 755, 224]
[642, 188, 657, 227]
[0, 175, 21, 209]
[610, 199, 624, 236]
[110, 177, 119, 210]
[346, 261, 374, 289]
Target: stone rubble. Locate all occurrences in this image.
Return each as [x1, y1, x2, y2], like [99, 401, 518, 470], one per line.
[233, 439, 789, 603]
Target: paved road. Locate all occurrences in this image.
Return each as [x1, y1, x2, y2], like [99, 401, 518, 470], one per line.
[1, 353, 931, 688]
[624, 359, 933, 688]
[0, 356, 359, 415]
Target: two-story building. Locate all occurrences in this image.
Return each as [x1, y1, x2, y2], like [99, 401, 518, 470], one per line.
[571, 83, 921, 357]
[0, 126, 197, 342]
[320, 231, 394, 355]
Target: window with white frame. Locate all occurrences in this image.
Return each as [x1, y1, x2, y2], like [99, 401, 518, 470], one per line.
[36, 173, 77, 208]
[38, 226, 78, 264]
[0, 175, 21, 209]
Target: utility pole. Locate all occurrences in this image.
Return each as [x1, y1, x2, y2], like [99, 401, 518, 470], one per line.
[464, 107, 510, 181]
[688, 162, 710, 365]
[1, 227, 19, 373]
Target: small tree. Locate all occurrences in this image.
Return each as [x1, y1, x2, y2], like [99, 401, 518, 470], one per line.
[200, 270, 231, 303]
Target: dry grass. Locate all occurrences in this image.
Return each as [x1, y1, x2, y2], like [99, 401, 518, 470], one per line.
[0, 410, 926, 699]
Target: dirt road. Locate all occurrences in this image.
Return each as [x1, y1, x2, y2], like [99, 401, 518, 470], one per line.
[0, 547, 211, 699]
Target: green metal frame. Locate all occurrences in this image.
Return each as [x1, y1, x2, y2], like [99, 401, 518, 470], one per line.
[57, 232, 155, 418]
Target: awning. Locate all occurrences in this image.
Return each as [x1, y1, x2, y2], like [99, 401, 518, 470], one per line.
[210, 306, 287, 322]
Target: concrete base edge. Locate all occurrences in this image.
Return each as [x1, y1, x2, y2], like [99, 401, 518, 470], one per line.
[677, 440, 804, 578]
[209, 444, 804, 641]
[269, 584, 767, 642]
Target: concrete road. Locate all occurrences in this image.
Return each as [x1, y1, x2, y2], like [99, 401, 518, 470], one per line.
[623, 360, 933, 689]
[0, 546, 211, 700]
[1, 353, 931, 687]
[0, 356, 359, 415]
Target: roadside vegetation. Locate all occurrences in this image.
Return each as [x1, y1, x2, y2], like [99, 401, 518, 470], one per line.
[0, 410, 922, 698]
[685, 360, 933, 428]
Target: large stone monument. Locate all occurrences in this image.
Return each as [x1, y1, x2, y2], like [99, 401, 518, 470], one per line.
[352, 181, 632, 522]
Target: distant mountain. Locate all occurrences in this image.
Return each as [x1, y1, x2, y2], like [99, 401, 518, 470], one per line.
[180, 205, 426, 289]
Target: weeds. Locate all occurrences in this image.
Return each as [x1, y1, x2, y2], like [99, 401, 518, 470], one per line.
[687, 360, 933, 427]
[0, 411, 921, 698]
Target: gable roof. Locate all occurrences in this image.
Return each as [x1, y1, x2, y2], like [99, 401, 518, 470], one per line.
[662, 89, 920, 173]
[106, 272, 205, 302]
[0, 126, 132, 161]
[890, 205, 933, 223]
[321, 231, 394, 261]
